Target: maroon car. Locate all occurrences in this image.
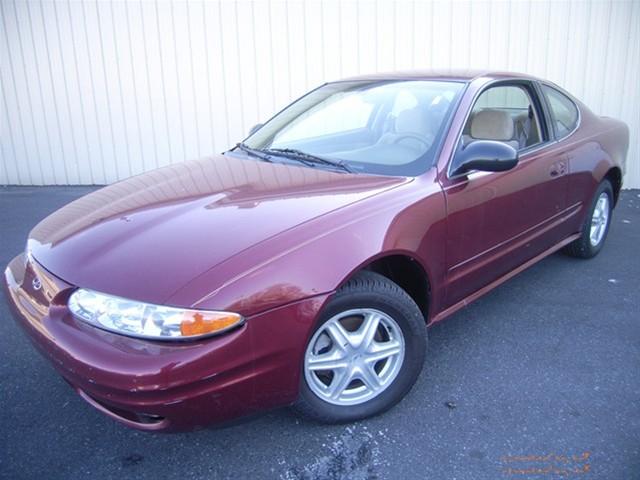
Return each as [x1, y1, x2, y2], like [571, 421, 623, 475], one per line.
[4, 70, 629, 431]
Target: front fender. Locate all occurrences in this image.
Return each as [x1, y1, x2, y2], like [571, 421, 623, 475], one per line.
[168, 171, 447, 319]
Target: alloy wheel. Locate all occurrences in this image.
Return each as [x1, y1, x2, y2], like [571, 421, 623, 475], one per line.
[590, 192, 610, 246]
[304, 308, 405, 406]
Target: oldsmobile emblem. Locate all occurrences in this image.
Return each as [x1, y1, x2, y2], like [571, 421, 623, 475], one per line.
[32, 276, 42, 291]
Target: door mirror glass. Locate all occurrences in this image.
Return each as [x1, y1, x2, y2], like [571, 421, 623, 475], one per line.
[451, 140, 519, 177]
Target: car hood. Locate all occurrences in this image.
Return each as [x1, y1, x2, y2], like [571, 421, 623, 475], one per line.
[28, 154, 404, 305]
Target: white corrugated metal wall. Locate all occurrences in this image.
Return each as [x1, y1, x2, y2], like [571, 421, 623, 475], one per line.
[1, 0, 639, 187]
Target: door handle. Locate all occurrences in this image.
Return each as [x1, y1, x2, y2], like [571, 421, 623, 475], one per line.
[550, 160, 568, 178]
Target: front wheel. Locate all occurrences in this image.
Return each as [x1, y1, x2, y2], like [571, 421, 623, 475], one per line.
[564, 179, 614, 258]
[294, 271, 426, 423]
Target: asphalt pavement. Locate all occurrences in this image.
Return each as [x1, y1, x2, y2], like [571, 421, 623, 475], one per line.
[1, 186, 639, 480]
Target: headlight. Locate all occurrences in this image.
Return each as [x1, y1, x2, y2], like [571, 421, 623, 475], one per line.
[68, 289, 244, 341]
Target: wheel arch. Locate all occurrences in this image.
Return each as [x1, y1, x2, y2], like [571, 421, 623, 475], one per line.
[338, 252, 432, 322]
[603, 166, 622, 206]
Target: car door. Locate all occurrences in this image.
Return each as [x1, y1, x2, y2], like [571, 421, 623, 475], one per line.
[439, 80, 570, 308]
[538, 82, 587, 234]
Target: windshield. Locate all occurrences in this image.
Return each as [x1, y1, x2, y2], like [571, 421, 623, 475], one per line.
[240, 80, 464, 176]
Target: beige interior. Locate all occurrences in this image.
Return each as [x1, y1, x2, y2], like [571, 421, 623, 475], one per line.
[470, 109, 514, 141]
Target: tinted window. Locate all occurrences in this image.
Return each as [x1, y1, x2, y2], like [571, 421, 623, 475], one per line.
[541, 85, 579, 138]
[463, 84, 543, 150]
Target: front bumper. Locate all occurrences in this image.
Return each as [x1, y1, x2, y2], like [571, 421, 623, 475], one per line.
[4, 254, 328, 431]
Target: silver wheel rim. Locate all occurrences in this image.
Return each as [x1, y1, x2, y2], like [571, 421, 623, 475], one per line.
[590, 192, 610, 246]
[304, 308, 405, 406]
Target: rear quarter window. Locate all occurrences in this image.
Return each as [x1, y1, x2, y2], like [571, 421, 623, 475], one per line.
[541, 84, 579, 138]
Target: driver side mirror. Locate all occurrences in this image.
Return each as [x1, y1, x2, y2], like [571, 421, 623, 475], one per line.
[248, 123, 263, 136]
[451, 140, 519, 177]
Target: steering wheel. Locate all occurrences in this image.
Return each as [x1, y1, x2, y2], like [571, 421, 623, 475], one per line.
[391, 133, 433, 150]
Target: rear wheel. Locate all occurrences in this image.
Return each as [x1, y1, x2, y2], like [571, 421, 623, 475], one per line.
[564, 179, 613, 258]
[294, 271, 426, 423]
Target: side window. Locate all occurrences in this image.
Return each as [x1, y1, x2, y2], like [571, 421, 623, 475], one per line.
[541, 85, 579, 138]
[463, 85, 543, 151]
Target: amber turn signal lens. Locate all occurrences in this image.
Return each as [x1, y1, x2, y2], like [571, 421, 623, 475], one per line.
[180, 312, 242, 337]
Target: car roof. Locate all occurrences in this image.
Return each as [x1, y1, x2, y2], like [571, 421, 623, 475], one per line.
[335, 69, 537, 83]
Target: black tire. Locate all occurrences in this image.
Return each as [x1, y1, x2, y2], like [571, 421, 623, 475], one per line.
[564, 179, 614, 258]
[294, 271, 427, 423]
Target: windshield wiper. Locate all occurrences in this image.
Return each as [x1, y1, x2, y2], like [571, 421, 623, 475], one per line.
[234, 143, 273, 162]
[262, 148, 353, 173]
